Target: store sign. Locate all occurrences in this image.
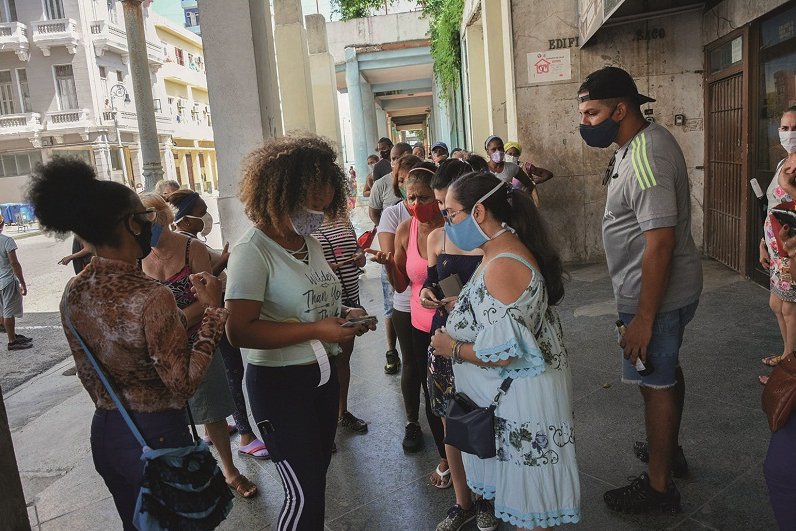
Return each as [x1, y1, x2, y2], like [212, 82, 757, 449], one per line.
[527, 49, 572, 84]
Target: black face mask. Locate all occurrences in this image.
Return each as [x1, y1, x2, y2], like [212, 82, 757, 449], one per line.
[380, 149, 390, 160]
[128, 218, 153, 259]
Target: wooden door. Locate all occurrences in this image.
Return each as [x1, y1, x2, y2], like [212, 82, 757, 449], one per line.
[185, 153, 195, 190]
[704, 28, 749, 274]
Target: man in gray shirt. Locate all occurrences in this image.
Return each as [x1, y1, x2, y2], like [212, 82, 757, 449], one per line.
[578, 66, 702, 515]
[368, 142, 411, 226]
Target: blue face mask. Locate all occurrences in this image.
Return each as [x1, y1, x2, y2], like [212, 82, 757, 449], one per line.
[150, 222, 163, 247]
[444, 182, 511, 251]
[579, 106, 620, 148]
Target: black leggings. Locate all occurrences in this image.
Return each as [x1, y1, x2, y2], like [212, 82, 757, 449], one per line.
[392, 309, 446, 459]
[218, 333, 254, 435]
[246, 363, 339, 531]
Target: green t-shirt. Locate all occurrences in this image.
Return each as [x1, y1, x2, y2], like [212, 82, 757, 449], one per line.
[225, 227, 342, 366]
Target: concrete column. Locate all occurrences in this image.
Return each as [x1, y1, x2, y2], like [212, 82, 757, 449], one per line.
[376, 108, 388, 140]
[0, 388, 29, 531]
[465, 23, 490, 151]
[198, 0, 283, 244]
[345, 47, 369, 191]
[482, 0, 508, 140]
[122, 0, 163, 191]
[162, 138, 177, 182]
[92, 136, 113, 181]
[361, 81, 378, 152]
[274, 0, 316, 133]
[305, 14, 342, 156]
[500, 0, 518, 140]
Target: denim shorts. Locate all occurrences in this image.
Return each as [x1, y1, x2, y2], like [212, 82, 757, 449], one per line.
[619, 300, 698, 389]
[380, 268, 394, 318]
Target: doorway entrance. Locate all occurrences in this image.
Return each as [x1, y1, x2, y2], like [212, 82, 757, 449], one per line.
[704, 29, 749, 273]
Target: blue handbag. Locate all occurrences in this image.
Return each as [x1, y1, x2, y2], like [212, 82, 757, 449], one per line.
[64, 309, 233, 530]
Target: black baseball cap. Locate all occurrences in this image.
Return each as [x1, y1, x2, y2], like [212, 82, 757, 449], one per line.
[578, 66, 655, 105]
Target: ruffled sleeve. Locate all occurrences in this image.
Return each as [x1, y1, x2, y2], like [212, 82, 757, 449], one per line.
[473, 306, 545, 379]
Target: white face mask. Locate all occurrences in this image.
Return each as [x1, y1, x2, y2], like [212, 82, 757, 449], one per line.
[780, 130, 796, 154]
[504, 154, 518, 164]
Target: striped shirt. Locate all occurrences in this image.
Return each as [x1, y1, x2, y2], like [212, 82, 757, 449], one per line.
[313, 220, 361, 305]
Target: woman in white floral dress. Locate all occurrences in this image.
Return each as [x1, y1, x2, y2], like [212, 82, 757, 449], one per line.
[431, 172, 580, 529]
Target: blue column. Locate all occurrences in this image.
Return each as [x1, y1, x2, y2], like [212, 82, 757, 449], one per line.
[345, 47, 368, 188]
[361, 80, 378, 150]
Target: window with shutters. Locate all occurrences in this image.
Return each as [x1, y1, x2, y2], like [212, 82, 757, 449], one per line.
[16, 69, 29, 113]
[54, 64, 79, 110]
[0, 71, 16, 115]
[44, 0, 64, 20]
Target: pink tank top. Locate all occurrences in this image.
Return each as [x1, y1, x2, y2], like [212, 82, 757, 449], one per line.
[407, 217, 434, 333]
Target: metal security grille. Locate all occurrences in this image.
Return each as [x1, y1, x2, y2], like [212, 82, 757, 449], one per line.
[705, 73, 744, 271]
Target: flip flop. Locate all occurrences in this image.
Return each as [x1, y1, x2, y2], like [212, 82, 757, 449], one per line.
[431, 464, 452, 489]
[238, 439, 270, 460]
[227, 473, 258, 498]
[762, 355, 784, 367]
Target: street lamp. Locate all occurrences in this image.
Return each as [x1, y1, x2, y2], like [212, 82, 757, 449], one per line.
[109, 83, 131, 186]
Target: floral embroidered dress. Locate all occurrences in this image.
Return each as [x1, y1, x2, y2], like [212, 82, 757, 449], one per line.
[446, 253, 580, 528]
[764, 160, 796, 302]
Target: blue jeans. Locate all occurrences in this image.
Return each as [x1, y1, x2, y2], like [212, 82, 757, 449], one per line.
[380, 268, 394, 317]
[91, 408, 192, 530]
[618, 301, 698, 389]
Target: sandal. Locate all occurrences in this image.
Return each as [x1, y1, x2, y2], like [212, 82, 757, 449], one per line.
[227, 473, 258, 498]
[759, 375, 770, 385]
[762, 355, 785, 367]
[238, 439, 270, 460]
[431, 463, 452, 489]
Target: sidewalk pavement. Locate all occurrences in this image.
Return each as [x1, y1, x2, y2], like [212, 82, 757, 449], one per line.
[6, 256, 779, 530]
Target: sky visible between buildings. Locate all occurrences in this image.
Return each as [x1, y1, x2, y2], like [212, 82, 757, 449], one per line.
[152, 0, 360, 25]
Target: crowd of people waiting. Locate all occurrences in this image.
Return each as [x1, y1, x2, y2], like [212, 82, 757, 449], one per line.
[18, 65, 796, 531]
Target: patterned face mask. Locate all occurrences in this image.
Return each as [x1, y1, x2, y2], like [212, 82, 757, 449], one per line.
[289, 207, 325, 235]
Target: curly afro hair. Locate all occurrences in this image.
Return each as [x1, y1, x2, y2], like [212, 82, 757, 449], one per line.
[27, 157, 136, 247]
[239, 134, 348, 229]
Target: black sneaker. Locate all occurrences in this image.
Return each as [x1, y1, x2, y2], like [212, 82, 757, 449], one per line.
[402, 422, 423, 452]
[385, 349, 401, 374]
[604, 472, 681, 514]
[15, 334, 32, 344]
[633, 441, 689, 478]
[8, 340, 32, 351]
[436, 504, 476, 531]
[338, 411, 368, 433]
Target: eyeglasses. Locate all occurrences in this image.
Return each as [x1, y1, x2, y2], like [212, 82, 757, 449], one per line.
[602, 146, 631, 186]
[441, 208, 465, 223]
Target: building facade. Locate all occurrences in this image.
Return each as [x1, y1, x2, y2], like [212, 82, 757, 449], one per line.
[181, 0, 200, 36]
[0, 0, 217, 205]
[456, 0, 795, 279]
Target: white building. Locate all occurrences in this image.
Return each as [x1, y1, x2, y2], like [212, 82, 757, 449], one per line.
[0, 0, 218, 204]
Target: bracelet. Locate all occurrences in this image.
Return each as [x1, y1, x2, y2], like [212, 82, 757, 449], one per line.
[452, 341, 464, 364]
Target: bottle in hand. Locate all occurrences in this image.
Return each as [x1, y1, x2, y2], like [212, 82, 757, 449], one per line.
[615, 320, 654, 376]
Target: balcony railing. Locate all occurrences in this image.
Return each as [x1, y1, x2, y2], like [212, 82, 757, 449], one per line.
[31, 18, 80, 56]
[46, 109, 90, 130]
[0, 22, 30, 61]
[0, 113, 42, 135]
[90, 20, 128, 62]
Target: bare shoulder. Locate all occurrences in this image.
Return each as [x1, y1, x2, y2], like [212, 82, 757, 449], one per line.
[483, 256, 534, 305]
[427, 226, 443, 248]
[395, 218, 410, 238]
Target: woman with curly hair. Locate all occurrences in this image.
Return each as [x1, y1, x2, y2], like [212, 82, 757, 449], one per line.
[225, 134, 376, 530]
[27, 158, 227, 529]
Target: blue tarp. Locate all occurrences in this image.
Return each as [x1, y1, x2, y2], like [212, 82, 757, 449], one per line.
[0, 204, 35, 224]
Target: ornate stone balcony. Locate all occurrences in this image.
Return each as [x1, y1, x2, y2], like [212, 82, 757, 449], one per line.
[45, 109, 91, 140]
[0, 22, 30, 61]
[0, 113, 42, 136]
[31, 18, 80, 56]
[90, 20, 128, 62]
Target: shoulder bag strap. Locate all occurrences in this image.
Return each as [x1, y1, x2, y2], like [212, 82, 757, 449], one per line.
[489, 377, 514, 410]
[62, 304, 150, 450]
